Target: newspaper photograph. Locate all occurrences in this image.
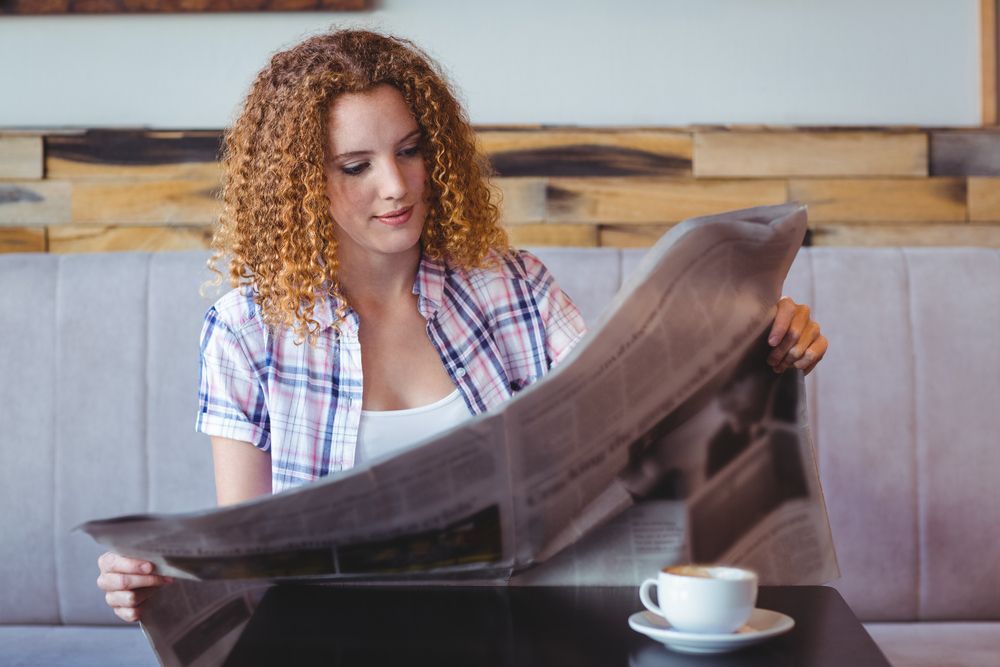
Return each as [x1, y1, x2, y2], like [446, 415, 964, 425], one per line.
[79, 201, 839, 666]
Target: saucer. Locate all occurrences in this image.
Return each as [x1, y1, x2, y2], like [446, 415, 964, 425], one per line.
[628, 608, 795, 654]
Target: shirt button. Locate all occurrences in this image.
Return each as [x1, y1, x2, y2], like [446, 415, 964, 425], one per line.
[456, 367, 467, 378]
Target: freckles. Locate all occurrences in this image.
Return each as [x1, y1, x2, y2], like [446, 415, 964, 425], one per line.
[410, 164, 428, 198]
[327, 177, 368, 211]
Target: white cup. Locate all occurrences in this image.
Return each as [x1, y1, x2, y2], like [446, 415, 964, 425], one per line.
[639, 564, 758, 634]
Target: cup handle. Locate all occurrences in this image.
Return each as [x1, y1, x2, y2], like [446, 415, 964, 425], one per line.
[639, 578, 664, 617]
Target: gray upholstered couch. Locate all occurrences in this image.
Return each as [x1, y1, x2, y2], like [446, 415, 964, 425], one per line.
[1, 247, 998, 667]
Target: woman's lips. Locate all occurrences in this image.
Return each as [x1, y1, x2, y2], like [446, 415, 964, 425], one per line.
[374, 205, 413, 226]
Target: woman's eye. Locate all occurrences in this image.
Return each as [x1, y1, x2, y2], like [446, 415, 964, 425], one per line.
[399, 145, 421, 158]
[341, 163, 368, 176]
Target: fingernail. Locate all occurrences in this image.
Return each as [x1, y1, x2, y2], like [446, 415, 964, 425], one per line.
[141, 563, 152, 574]
[768, 336, 779, 346]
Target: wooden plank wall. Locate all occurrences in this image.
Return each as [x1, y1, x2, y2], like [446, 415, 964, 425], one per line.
[983, 0, 999, 125]
[2, 127, 1000, 254]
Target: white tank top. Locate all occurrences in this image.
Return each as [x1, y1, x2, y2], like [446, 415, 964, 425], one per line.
[355, 389, 472, 465]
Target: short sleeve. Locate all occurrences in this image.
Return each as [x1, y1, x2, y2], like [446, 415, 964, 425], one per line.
[517, 249, 587, 367]
[195, 306, 271, 450]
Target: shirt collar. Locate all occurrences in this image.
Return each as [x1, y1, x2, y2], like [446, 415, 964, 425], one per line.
[311, 291, 342, 332]
[310, 251, 447, 332]
[413, 252, 446, 315]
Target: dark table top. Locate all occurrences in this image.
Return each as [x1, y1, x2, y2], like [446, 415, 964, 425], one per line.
[223, 584, 891, 667]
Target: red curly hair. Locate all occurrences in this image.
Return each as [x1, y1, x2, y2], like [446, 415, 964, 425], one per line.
[208, 29, 508, 342]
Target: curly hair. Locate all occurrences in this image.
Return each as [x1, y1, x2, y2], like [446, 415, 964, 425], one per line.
[207, 29, 508, 342]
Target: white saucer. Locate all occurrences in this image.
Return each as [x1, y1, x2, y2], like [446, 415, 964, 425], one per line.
[628, 608, 795, 654]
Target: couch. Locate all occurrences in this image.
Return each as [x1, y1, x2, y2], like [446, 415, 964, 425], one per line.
[1, 247, 997, 667]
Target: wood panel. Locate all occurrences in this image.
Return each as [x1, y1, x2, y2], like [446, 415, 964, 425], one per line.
[72, 179, 221, 224]
[48, 157, 222, 182]
[969, 177, 1000, 220]
[0, 181, 72, 225]
[789, 178, 966, 223]
[0, 227, 46, 253]
[4, 126, 1000, 253]
[48, 225, 213, 253]
[810, 224, 1000, 247]
[930, 131, 1000, 175]
[46, 130, 223, 181]
[505, 224, 597, 247]
[983, 0, 999, 125]
[0, 0, 366, 13]
[694, 131, 927, 177]
[547, 178, 787, 224]
[0, 136, 44, 180]
[479, 130, 692, 177]
[495, 178, 547, 224]
[598, 224, 672, 248]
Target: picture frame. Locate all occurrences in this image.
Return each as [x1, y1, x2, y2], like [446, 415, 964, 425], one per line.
[0, 0, 367, 14]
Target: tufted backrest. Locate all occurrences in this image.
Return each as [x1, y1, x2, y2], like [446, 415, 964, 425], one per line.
[781, 248, 1000, 622]
[0, 252, 218, 625]
[0, 247, 997, 624]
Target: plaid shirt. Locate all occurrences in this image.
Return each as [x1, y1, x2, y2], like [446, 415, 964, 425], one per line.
[196, 249, 586, 493]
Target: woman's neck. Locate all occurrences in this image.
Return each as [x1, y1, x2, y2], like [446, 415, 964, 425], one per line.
[336, 245, 422, 311]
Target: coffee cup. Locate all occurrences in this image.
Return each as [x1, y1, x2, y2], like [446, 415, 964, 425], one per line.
[638, 564, 758, 634]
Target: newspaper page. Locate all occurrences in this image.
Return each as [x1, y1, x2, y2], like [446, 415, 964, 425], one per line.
[138, 579, 269, 667]
[503, 201, 837, 585]
[509, 340, 832, 586]
[79, 202, 838, 666]
[87, 412, 517, 582]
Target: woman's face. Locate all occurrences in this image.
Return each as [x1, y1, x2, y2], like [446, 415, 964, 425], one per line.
[325, 84, 428, 268]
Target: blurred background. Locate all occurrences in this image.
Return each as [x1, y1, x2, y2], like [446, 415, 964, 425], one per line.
[0, 0, 997, 252]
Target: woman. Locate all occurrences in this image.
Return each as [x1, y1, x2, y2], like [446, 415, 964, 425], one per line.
[97, 29, 828, 622]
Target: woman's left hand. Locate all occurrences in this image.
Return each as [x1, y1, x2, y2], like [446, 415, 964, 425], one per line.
[766, 296, 828, 375]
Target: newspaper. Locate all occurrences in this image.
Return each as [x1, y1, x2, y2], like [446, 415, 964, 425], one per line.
[80, 202, 838, 666]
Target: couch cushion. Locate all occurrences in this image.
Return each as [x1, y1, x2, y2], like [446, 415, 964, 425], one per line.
[865, 622, 1000, 667]
[0, 252, 219, 626]
[55, 254, 158, 625]
[0, 626, 157, 667]
[529, 247, 622, 326]
[146, 252, 221, 514]
[807, 248, 921, 621]
[808, 248, 1000, 622]
[903, 250, 1000, 620]
[0, 255, 59, 624]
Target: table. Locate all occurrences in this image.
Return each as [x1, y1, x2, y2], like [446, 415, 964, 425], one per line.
[222, 585, 891, 666]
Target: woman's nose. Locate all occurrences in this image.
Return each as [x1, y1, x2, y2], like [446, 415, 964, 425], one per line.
[377, 158, 408, 201]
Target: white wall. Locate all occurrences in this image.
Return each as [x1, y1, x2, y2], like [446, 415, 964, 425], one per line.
[0, 0, 981, 128]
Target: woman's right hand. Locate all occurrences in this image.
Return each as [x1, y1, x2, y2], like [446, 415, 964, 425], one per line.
[96, 551, 173, 622]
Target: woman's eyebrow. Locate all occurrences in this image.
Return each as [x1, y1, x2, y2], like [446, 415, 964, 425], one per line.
[333, 129, 422, 161]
